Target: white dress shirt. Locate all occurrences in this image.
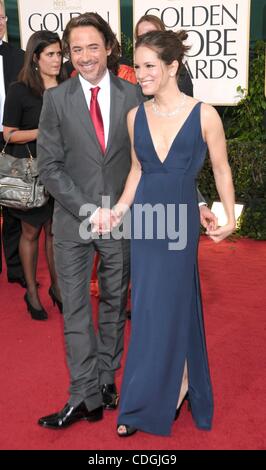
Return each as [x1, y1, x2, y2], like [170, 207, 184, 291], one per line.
[79, 70, 110, 148]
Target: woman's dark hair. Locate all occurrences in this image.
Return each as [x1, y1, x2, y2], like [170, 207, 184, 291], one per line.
[18, 30, 66, 96]
[62, 12, 121, 75]
[135, 30, 190, 77]
[134, 14, 165, 40]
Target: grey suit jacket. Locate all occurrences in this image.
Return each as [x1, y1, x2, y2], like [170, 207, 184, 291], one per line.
[37, 73, 143, 242]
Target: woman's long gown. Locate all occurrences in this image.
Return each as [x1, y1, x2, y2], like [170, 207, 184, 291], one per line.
[118, 102, 214, 436]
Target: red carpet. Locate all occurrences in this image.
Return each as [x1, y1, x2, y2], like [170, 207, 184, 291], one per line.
[0, 235, 265, 450]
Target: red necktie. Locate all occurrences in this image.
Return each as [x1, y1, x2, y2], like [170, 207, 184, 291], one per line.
[90, 86, 105, 154]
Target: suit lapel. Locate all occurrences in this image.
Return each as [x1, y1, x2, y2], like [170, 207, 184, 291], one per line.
[104, 73, 125, 162]
[69, 75, 103, 162]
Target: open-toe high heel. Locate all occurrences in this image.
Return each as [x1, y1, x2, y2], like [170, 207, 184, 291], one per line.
[117, 424, 138, 437]
[174, 391, 191, 421]
[48, 286, 63, 313]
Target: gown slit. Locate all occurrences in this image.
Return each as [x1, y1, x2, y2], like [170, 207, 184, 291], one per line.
[176, 360, 188, 409]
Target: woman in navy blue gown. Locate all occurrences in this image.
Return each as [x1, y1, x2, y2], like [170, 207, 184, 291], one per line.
[110, 30, 235, 437]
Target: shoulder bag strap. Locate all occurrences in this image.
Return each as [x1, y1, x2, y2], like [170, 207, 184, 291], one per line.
[1, 130, 33, 160]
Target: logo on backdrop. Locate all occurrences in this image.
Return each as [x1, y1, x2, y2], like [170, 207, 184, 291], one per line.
[145, 3, 238, 80]
[53, 1, 82, 9]
[17, 0, 120, 50]
[133, 0, 251, 105]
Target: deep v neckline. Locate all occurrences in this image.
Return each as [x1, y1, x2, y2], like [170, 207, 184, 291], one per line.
[143, 102, 200, 165]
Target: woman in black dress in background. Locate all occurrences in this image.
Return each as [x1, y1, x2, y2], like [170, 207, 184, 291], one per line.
[3, 31, 66, 320]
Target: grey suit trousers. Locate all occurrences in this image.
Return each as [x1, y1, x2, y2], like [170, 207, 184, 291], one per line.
[54, 236, 130, 410]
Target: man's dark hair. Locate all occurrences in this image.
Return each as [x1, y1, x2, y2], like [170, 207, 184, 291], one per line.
[62, 12, 121, 75]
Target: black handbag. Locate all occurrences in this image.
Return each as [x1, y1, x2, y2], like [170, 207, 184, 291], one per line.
[0, 131, 49, 210]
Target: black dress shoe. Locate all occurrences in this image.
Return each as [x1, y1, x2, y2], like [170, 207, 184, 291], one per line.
[38, 402, 103, 429]
[101, 383, 119, 410]
[8, 276, 27, 288]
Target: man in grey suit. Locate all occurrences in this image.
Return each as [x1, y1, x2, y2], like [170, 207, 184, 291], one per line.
[37, 13, 143, 429]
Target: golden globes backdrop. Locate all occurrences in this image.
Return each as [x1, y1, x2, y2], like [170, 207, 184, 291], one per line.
[133, 0, 251, 105]
[17, 0, 121, 50]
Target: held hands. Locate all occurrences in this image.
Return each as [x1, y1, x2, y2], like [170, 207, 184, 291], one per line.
[90, 207, 122, 234]
[199, 205, 235, 243]
[199, 205, 218, 232]
[206, 222, 236, 243]
[92, 205, 218, 234]
[91, 205, 235, 241]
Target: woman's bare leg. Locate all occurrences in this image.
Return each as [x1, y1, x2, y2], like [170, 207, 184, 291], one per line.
[177, 361, 188, 408]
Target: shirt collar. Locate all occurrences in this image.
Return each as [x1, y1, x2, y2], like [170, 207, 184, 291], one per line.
[79, 69, 110, 93]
